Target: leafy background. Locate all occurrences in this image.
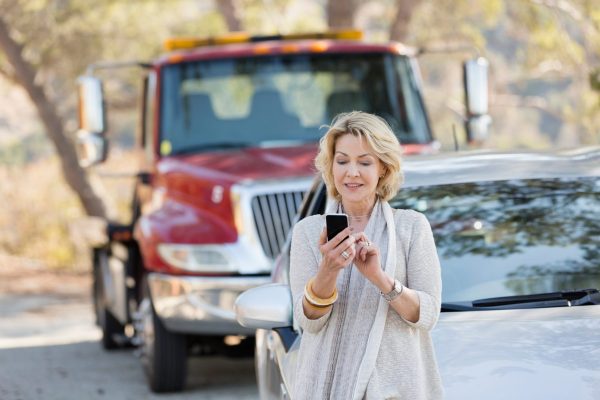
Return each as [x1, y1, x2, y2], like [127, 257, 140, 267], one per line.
[0, 0, 598, 269]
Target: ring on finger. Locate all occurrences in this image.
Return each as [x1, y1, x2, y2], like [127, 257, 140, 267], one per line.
[365, 241, 371, 247]
[341, 250, 349, 259]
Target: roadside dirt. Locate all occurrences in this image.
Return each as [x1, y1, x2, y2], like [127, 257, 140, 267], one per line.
[0, 257, 258, 400]
[0, 257, 90, 298]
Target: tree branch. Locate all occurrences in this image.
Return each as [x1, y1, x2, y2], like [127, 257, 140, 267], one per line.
[0, 63, 17, 83]
[389, 0, 423, 42]
[327, 0, 355, 28]
[216, 0, 242, 32]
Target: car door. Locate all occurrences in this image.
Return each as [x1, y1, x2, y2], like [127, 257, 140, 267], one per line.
[257, 178, 327, 400]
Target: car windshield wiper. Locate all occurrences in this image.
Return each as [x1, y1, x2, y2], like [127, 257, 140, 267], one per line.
[441, 288, 600, 312]
[172, 142, 252, 155]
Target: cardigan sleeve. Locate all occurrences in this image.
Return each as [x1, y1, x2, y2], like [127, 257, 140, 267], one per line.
[289, 218, 333, 333]
[402, 212, 442, 331]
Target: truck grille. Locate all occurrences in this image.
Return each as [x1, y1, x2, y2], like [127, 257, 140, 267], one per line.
[251, 191, 306, 259]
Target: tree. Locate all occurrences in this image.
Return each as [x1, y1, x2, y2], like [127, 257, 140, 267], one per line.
[0, 16, 106, 218]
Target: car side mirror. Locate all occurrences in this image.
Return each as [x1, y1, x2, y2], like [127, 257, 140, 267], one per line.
[235, 283, 293, 329]
[463, 57, 492, 143]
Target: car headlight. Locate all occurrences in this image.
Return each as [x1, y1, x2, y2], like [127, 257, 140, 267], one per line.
[157, 244, 236, 273]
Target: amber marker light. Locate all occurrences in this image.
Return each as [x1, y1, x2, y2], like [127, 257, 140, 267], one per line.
[281, 43, 300, 53]
[168, 54, 185, 63]
[253, 44, 271, 55]
[310, 41, 329, 52]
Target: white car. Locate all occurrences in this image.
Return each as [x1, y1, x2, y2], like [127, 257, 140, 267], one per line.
[236, 148, 600, 399]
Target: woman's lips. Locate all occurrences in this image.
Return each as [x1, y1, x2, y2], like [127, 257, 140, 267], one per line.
[344, 183, 363, 189]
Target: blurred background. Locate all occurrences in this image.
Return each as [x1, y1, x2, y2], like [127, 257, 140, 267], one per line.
[0, 0, 598, 306]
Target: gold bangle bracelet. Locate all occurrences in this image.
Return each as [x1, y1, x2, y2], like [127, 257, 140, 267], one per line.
[304, 277, 338, 307]
[308, 277, 338, 302]
[303, 297, 332, 312]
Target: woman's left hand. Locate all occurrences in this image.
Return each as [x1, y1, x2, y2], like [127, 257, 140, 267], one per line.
[352, 232, 385, 285]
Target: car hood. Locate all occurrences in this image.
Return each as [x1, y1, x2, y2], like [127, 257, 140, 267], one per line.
[433, 305, 600, 399]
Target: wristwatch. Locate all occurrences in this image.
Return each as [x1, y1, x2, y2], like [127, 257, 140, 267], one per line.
[381, 279, 403, 302]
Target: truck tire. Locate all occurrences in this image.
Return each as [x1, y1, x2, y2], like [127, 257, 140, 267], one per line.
[93, 252, 125, 350]
[140, 293, 188, 392]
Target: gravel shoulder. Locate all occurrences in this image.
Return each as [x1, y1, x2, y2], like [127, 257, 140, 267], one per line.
[0, 260, 258, 400]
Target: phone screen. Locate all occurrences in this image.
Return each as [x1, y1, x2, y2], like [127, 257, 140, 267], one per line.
[326, 214, 349, 242]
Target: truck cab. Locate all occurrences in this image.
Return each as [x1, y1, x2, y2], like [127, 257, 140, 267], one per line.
[76, 30, 489, 392]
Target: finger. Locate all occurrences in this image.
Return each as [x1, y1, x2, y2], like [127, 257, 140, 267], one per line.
[326, 227, 354, 250]
[342, 245, 356, 264]
[360, 246, 367, 261]
[318, 227, 327, 246]
[335, 235, 356, 257]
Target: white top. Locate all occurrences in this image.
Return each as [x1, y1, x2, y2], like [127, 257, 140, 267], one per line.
[290, 201, 443, 399]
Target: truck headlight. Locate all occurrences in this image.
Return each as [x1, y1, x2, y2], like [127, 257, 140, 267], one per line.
[157, 244, 235, 273]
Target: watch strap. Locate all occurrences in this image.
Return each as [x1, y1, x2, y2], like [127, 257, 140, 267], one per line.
[381, 279, 403, 302]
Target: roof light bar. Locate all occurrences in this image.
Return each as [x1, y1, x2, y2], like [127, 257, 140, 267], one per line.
[164, 29, 363, 51]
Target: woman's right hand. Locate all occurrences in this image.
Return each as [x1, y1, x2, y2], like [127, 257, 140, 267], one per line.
[318, 226, 355, 274]
[305, 226, 354, 312]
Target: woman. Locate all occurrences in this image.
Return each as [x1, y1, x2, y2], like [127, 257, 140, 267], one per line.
[289, 111, 443, 399]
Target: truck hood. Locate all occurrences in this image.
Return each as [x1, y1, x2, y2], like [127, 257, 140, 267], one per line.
[157, 142, 436, 184]
[158, 144, 318, 184]
[433, 306, 600, 399]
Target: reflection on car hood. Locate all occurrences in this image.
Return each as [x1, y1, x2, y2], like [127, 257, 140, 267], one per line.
[433, 306, 600, 399]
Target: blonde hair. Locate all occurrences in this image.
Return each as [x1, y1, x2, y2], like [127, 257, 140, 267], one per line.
[315, 111, 403, 202]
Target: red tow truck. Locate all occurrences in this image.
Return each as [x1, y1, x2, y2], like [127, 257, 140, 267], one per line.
[75, 29, 489, 392]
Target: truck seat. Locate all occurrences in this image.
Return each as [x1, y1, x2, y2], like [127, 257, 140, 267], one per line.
[247, 89, 301, 136]
[185, 92, 219, 131]
[326, 90, 368, 120]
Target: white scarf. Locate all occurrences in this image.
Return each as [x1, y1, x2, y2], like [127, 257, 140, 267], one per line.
[325, 199, 397, 399]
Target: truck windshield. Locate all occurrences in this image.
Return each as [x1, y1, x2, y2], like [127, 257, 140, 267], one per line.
[160, 53, 431, 156]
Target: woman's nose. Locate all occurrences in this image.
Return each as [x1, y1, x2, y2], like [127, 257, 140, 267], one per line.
[347, 164, 359, 177]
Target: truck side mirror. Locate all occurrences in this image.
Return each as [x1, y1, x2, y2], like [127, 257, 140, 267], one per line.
[78, 76, 106, 133]
[76, 130, 108, 167]
[463, 57, 491, 143]
[76, 76, 108, 167]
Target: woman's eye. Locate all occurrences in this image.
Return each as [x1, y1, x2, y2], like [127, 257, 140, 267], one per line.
[336, 160, 348, 165]
[360, 162, 372, 166]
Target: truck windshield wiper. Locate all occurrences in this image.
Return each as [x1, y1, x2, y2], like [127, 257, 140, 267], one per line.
[441, 288, 600, 312]
[172, 142, 252, 155]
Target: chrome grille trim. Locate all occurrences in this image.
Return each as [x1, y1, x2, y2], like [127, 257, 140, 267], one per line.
[251, 190, 305, 259]
[231, 177, 313, 266]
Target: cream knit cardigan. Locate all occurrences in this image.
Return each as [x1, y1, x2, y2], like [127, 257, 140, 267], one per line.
[289, 201, 443, 400]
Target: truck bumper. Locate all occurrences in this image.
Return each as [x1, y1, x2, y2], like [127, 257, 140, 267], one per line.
[147, 273, 271, 336]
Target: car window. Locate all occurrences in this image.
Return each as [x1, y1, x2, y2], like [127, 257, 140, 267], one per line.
[390, 177, 600, 303]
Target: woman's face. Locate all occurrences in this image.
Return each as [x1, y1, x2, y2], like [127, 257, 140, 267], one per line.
[332, 134, 385, 205]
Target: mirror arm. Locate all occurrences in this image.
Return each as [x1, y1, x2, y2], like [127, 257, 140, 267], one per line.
[416, 44, 482, 58]
[85, 60, 151, 76]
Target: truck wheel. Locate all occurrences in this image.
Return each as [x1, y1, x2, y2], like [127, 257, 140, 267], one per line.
[93, 254, 125, 350]
[139, 296, 188, 392]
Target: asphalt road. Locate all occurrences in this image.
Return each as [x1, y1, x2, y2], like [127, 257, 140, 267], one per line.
[0, 293, 259, 400]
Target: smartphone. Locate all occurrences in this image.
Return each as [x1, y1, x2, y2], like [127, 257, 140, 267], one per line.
[326, 213, 349, 242]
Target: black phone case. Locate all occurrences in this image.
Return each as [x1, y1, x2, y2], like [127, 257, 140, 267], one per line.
[326, 214, 349, 242]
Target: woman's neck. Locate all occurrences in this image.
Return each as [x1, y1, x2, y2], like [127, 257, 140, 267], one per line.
[341, 197, 377, 219]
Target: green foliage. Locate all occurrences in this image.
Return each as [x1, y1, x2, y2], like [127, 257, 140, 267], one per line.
[0, 133, 52, 166]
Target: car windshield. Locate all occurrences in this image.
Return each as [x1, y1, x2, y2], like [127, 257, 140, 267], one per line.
[390, 177, 600, 303]
[159, 53, 431, 156]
